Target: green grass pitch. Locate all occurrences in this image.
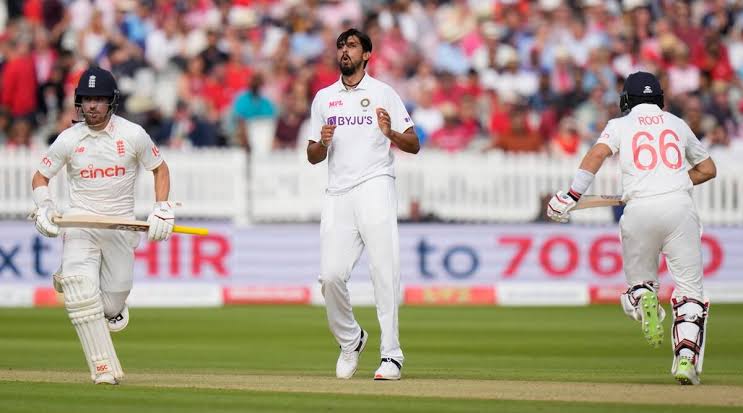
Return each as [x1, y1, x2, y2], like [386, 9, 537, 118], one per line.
[1, 304, 742, 412]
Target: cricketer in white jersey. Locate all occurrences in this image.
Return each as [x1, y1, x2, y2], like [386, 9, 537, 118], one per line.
[307, 29, 419, 381]
[547, 72, 717, 385]
[30, 66, 175, 385]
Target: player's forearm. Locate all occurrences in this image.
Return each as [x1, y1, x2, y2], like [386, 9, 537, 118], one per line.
[388, 129, 420, 154]
[152, 161, 170, 202]
[689, 158, 716, 185]
[578, 144, 611, 174]
[307, 141, 328, 164]
[32, 171, 50, 190]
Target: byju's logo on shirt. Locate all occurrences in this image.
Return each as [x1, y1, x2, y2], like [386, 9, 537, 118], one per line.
[327, 115, 373, 126]
[80, 165, 126, 179]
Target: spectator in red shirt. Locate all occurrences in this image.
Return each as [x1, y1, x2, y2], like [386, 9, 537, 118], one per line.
[549, 116, 581, 158]
[485, 102, 543, 153]
[429, 103, 476, 153]
[1, 39, 38, 117]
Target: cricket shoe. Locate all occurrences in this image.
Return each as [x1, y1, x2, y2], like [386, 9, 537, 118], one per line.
[674, 356, 701, 385]
[94, 372, 119, 385]
[374, 358, 402, 380]
[108, 305, 129, 333]
[639, 292, 664, 348]
[336, 329, 368, 379]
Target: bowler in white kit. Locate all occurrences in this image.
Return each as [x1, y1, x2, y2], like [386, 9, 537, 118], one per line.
[307, 28, 420, 380]
[30, 66, 176, 384]
[547, 72, 717, 385]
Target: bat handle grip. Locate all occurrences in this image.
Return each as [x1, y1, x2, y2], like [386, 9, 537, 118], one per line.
[173, 225, 209, 236]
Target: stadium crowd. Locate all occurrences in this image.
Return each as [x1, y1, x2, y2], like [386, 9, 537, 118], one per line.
[1, 0, 743, 157]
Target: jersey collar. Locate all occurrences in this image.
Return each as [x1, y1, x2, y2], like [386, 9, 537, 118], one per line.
[631, 103, 662, 113]
[85, 115, 117, 138]
[336, 72, 371, 92]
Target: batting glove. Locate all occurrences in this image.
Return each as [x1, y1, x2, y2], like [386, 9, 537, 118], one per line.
[546, 190, 578, 223]
[34, 200, 60, 238]
[147, 201, 175, 241]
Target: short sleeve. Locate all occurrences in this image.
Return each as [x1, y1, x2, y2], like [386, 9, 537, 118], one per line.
[387, 89, 414, 133]
[683, 122, 710, 166]
[134, 126, 164, 170]
[595, 120, 620, 155]
[308, 94, 323, 143]
[37, 134, 70, 179]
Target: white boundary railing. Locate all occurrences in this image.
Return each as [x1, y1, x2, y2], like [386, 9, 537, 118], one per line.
[0, 148, 249, 224]
[1, 148, 741, 225]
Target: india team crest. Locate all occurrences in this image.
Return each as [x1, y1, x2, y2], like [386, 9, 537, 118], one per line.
[360, 98, 370, 107]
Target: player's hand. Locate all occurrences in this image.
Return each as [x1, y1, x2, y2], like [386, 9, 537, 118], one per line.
[376, 108, 392, 138]
[34, 200, 60, 238]
[147, 201, 175, 241]
[320, 124, 336, 148]
[546, 191, 577, 223]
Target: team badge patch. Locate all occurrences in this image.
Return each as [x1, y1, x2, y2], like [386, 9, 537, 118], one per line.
[361, 98, 370, 107]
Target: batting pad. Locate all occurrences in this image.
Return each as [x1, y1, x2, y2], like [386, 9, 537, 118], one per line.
[56, 274, 124, 382]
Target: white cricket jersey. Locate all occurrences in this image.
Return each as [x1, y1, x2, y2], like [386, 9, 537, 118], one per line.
[309, 73, 414, 194]
[596, 104, 710, 202]
[37, 114, 164, 217]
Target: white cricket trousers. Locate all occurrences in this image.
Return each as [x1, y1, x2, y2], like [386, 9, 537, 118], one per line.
[620, 191, 704, 300]
[319, 175, 403, 362]
[60, 224, 140, 317]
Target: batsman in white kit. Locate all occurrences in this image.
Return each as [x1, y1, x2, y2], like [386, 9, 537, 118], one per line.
[547, 72, 717, 385]
[307, 29, 420, 380]
[30, 66, 175, 384]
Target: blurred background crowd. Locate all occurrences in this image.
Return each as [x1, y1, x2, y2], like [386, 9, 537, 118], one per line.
[1, 0, 743, 158]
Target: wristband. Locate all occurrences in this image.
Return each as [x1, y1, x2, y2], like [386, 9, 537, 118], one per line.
[569, 169, 595, 200]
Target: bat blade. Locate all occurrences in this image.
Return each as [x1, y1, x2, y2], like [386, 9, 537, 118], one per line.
[52, 215, 209, 235]
[573, 195, 624, 211]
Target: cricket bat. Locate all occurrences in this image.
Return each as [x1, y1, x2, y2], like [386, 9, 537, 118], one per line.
[573, 195, 624, 211]
[51, 215, 209, 236]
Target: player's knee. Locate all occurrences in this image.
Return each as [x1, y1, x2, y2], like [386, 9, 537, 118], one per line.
[55, 274, 103, 319]
[101, 291, 129, 318]
[319, 267, 348, 286]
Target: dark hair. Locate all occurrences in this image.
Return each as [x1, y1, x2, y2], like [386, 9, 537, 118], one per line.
[336, 28, 372, 53]
[336, 28, 372, 68]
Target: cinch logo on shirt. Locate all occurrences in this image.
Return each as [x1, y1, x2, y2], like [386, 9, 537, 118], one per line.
[327, 115, 373, 126]
[80, 165, 126, 179]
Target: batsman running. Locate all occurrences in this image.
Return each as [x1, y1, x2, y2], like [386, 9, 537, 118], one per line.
[30, 66, 175, 384]
[547, 72, 717, 385]
[307, 28, 420, 380]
